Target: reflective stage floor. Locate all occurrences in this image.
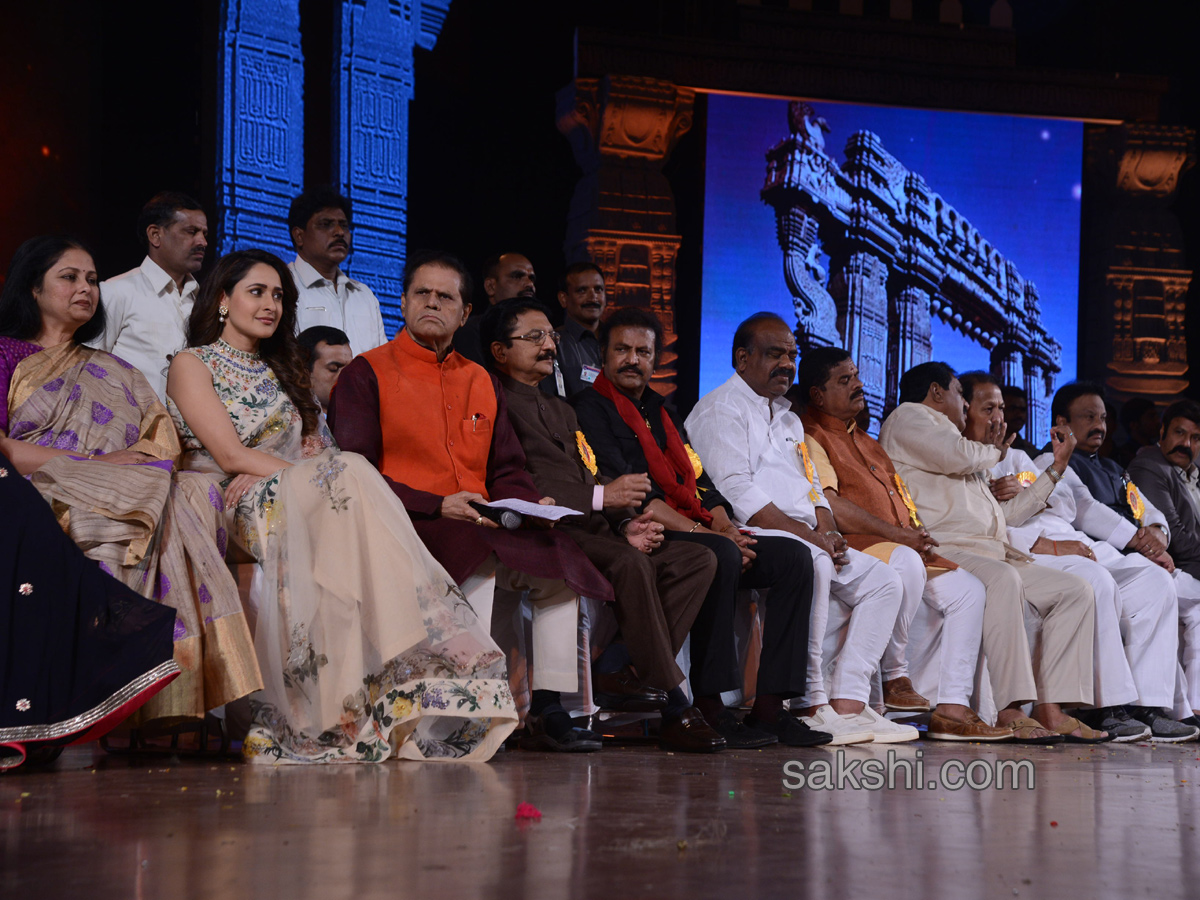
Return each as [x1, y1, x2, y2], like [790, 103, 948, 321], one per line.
[2, 739, 1196, 900]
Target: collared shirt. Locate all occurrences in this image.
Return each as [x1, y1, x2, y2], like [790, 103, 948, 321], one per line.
[1176, 463, 1200, 519]
[289, 255, 387, 356]
[878, 402, 1053, 560]
[555, 317, 603, 398]
[95, 255, 197, 401]
[683, 373, 830, 528]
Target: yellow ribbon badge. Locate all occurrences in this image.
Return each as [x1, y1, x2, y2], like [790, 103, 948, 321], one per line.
[1126, 481, 1145, 526]
[894, 473, 923, 528]
[685, 443, 704, 480]
[576, 431, 598, 477]
[798, 441, 823, 505]
[1016, 471, 1037, 487]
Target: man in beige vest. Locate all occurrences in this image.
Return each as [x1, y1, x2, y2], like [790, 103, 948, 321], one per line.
[879, 362, 1109, 743]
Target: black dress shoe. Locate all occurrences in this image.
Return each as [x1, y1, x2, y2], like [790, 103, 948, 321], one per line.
[659, 707, 727, 753]
[520, 714, 603, 753]
[710, 709, 778, 749]
[593, 666, 669, 712]
[744, 710, 834, 748]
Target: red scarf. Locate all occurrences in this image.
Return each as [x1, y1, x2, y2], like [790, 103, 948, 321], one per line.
[592, 372, 712, 525]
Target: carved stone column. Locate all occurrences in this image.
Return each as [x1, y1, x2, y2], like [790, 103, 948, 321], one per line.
[888, 284, 932, 408]
[829, 251, 890, 424]
[557, 76, 694, 397]
[1081, 124, 1195, 405]
[215, 0, 305, 257]
[334, 0, 452, 335]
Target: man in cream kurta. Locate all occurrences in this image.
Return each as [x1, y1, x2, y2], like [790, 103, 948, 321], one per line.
[879, 362, 1105, 742]
[686, 313, 913, 745]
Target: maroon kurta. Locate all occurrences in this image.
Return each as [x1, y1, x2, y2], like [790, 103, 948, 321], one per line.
[327, 338, 613, 603]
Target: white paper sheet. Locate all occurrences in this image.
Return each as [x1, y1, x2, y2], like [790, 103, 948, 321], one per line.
[484, 498, 584, 521]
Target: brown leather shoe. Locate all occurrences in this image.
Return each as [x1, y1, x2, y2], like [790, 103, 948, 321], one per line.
[659, 707, 727, 753]
[593, 666, 669, 712]
[883, 676, 931, 712]
[927, 709, 1014, 742]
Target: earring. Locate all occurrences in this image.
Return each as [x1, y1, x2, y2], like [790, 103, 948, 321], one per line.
[218, 305, 228, 324]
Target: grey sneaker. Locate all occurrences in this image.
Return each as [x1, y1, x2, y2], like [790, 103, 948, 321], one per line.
[1077, 706, 1150, 743]
[1126, 706, 1200, 743]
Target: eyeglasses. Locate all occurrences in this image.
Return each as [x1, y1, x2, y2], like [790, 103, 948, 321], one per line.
[511, 330, 560, 345]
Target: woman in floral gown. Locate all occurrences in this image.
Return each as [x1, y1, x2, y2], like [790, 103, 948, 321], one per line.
[166, 249, 516, 763]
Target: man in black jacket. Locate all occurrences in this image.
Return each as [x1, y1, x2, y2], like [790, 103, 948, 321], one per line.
[573, 307, 831, 749]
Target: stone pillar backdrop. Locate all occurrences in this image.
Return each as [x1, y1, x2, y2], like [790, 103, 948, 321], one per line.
[557, 75, 695, 398]
[215, 0, 305, 258]
[217, 0, 451, 333]
[1081, 124, 1196, 407]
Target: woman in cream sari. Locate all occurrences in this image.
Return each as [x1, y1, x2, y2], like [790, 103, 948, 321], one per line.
[166, 249, 516, 763]
[0, 236, 261, 727]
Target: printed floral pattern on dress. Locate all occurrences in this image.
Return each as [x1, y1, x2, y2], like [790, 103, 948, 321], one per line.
[309, 456, 349, 512]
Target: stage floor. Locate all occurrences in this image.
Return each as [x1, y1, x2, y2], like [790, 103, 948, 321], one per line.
[2, 739, 1196, 899]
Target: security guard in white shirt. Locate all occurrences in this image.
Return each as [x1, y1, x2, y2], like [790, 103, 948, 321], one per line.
[287, 187, 388, 357]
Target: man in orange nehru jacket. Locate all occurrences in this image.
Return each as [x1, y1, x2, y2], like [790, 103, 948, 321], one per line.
[328, 250, 614, 752]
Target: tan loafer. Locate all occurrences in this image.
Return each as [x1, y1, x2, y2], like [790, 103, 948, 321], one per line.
[882, 676, 931, 712]
[927, 709, 1013, 742]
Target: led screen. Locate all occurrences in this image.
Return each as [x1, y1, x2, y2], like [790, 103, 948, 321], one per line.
[699, 93, 1083, 415]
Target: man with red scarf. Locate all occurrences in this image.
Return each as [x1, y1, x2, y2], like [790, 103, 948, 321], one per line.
[573, 308, 832, 748]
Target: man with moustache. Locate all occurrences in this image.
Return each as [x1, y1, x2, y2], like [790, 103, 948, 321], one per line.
[328, 250, 614, 751]
[482, 298, 728, 753]
[793, 349, 1008, 741]
[96, 191, 209, 400]
[1126, 399, 1200, 725]
[968, 372, 1195, 742]
[574, 309, 832, 747]
[879, 362, 1108, 743]
[553, 262, 607, 398]
[453, 252, 538, 366]
[1001, 385, 1040, 457]
[682, 312, 911, 745]
[288, 187, 387, 356]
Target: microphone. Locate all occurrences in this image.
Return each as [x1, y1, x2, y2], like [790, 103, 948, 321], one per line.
[469, 500, 523, 530]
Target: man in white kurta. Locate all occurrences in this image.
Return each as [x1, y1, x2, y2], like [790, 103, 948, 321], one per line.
[686, 313, 913, 744]
[879, 362, 1106, 743]
[962, 372, 1192, 743]
[96, 192, 208, 401]
[287, 188, 388, 356]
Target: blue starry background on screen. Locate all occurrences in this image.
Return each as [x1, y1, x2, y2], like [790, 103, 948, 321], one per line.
[698, 93, 1083, 398]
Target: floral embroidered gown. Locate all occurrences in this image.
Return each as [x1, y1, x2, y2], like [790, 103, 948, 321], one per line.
[168, 341, 517, 763]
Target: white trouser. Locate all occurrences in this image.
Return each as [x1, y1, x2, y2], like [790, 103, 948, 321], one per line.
[1035, 544, 1178, 709]
[899, 562, 987, 709]
[879, 545, 927, 682]
[787, 541, 903, 707]
[1170, 568, 1200, 713]
[463, 557, 580, 695]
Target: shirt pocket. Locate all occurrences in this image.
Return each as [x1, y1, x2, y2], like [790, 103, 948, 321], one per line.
[457, 412, 494, 474]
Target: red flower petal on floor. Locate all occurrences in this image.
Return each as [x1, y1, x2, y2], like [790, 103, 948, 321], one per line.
[1050, 821, 1058, 827]
[515, 802, 543, 820]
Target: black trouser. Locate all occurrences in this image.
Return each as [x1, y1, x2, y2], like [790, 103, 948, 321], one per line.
[665, 531, 815, 699]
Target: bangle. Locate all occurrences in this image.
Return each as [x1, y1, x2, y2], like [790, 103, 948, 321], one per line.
[1053, 540, 1059, 555]
[824, 530, 842, 539]
[689, 522, 701, 533]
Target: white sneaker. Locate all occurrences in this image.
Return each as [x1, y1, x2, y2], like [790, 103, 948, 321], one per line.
[841, 706, 919, 743]
[798, 704, 874, 745]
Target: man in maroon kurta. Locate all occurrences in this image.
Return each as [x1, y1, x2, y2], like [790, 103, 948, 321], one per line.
[328, 250, 613, 751]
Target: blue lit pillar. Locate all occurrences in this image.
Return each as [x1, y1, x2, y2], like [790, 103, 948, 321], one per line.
[334, 0, 452, 336]
[215, 0, 305, 258]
